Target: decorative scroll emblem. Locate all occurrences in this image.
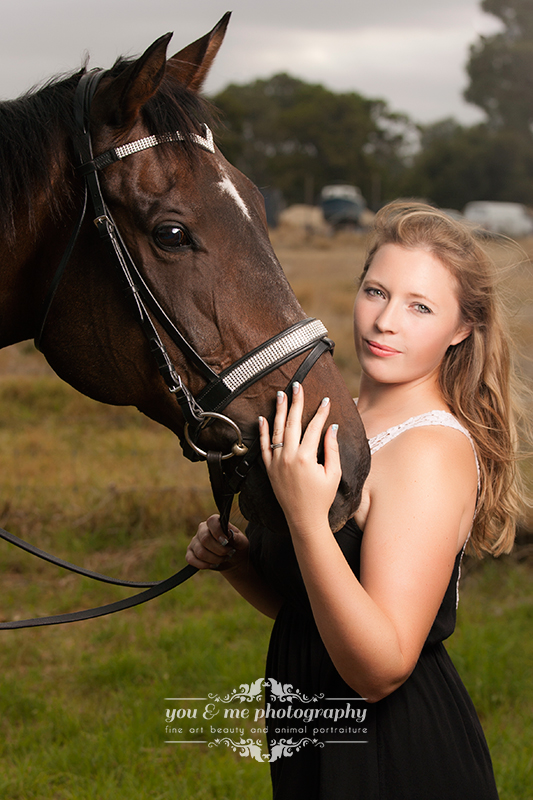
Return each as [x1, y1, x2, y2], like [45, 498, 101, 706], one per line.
[207, 679, 327, 763]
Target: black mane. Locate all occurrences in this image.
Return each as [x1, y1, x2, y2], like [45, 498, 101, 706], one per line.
[0, 56, 213, 242]
[0, 70, 81, 240]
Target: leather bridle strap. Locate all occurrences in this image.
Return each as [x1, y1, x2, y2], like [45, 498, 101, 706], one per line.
[0, 525, 157, 589]
[34, 186, 88, 353]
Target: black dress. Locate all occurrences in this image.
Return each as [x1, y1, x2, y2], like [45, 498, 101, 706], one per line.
[247, 516, 499, 800]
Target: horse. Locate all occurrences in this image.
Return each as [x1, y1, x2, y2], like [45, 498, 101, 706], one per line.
[0, 13, 369, 598]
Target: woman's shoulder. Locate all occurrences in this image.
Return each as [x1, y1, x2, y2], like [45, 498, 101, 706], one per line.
[371, 421, 479, 517]
[355, 420, 478, 532]
[377, 420, 476, 469]
[358, 422, 479, 548]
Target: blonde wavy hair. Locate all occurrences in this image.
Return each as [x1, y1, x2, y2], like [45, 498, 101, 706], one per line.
[361, 201, 529, 556]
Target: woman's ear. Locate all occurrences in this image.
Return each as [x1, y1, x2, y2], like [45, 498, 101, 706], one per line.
[450, 323, 472, 346]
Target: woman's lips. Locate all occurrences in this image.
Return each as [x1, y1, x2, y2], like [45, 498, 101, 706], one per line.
[365, 339, 401, 357]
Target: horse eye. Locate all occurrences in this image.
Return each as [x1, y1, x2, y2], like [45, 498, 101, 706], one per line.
[153, 224, 192, 251]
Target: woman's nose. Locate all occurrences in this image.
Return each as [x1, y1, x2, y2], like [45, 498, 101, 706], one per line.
[375, 301, 400, 333]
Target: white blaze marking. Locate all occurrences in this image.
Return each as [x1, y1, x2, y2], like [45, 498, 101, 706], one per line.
[218, 171, 251, 220]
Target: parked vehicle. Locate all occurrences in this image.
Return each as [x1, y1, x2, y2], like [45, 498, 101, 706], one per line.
[462, 201, 533, 238]
[320, 184, 366, 229]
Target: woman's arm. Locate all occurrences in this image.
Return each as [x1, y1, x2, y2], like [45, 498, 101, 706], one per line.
[260, 385, 478, 702]
[186, 515, 283, 619]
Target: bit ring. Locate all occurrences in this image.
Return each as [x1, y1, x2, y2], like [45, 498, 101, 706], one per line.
[184, 412, 249, 460]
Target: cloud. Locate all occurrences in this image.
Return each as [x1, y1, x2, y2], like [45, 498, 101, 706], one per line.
[0, 0, 501, 123]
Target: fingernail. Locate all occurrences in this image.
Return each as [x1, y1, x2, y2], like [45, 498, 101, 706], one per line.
[292, 381, 300, 394]
[332, 423, 339, 437]
[321, 396, 330, 407]
[277, 391, 284, 404]
[227, 548, 236, 558]
[218, 536, 229, 546]
[258, 415, 264, 426]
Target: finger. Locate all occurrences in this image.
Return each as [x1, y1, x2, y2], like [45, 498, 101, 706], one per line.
[259, 414, 273, 467]
[193, 516, 235, 559]
[299, 395, 331, 454]
[270, 390, 288, 446]
[227, 527, 248, 551]
[206, 514, 237, 548]
[186, 538, 235, 569]
[283, 381, 304, 449]
[323, 423, 342, 478]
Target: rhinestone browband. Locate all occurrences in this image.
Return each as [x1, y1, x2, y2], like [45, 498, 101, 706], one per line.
[90, 124, 216, 171]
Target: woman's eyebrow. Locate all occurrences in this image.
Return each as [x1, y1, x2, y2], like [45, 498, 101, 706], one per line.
[406, 292, 437, 305]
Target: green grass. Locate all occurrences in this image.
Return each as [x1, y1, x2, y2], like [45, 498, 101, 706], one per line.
[0, 574, 273, 799]
[448, 559, 533, 800]
[0, 374, 273, 798]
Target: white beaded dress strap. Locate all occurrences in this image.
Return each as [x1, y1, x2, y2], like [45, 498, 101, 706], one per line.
[370, 410, 463, 451]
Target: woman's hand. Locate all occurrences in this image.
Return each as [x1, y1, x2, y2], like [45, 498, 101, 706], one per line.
[186, 515, 249, 572]
[259, 382, 342, 535]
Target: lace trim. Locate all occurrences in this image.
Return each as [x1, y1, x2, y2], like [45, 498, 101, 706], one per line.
[369, 409, 472, 453]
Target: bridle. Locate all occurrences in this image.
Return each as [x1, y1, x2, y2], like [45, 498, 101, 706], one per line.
[0, 70, 334, 629]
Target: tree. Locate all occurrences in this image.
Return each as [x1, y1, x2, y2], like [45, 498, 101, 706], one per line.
[401, 118, 533, 208]
[404, 0, 533, 209]
[211, 74, 412, 207]
[465, 0, 533, 132]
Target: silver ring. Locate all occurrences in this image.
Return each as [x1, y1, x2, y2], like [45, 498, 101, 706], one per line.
[184, 413, 248, 460]
[271, 442, 284, 450]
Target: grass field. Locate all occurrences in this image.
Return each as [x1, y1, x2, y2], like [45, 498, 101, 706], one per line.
[0, 229, 531, 798]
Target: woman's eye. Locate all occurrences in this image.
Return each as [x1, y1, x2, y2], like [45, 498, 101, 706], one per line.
[153, 224, 192, 251]
[414, 303, 432, 314]
[365, 287, 385, 298]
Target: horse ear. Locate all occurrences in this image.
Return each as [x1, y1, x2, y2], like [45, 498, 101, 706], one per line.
[93, 32, 172, 132]
[166, 12, 231, 92]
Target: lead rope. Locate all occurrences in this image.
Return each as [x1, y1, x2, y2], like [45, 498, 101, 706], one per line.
[0, 458, 228, 629]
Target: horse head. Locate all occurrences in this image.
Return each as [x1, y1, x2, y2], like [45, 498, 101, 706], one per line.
[1, 14, 369, 533]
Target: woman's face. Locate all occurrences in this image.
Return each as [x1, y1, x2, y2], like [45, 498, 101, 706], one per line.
[353, 243, 470, 389]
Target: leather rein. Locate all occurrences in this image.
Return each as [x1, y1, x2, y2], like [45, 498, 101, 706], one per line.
[0, 70, 334, 629]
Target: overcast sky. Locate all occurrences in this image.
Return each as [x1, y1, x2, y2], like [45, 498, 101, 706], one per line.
[0, 0, 502, 124]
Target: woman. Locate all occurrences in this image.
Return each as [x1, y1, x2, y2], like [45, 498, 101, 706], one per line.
[187, 202, 525, 799]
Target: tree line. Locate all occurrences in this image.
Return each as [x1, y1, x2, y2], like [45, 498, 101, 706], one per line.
[210, 0, 533, 212]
